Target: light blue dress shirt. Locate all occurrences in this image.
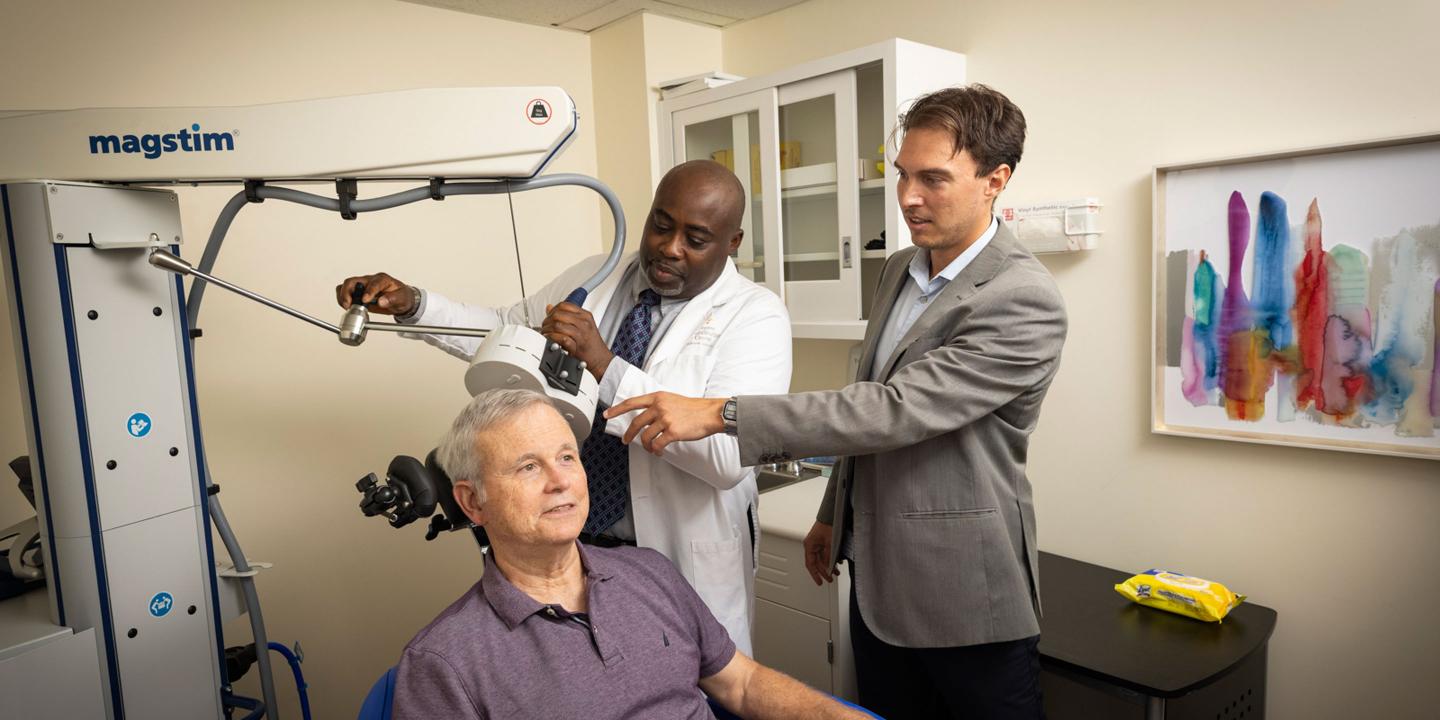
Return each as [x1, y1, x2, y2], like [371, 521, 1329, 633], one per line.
[868, 217, 998, 380]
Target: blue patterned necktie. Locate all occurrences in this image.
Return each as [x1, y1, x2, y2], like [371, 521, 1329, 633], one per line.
[581, 289, 661, 535]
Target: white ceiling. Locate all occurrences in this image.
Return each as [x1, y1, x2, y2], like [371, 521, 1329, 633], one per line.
[401, 0, 809, 32]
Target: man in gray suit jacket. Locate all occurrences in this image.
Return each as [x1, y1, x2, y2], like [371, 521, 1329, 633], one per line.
[608, 85, 1067, 719]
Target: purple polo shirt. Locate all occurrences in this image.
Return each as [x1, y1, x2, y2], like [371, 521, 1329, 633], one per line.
[393, 542, 736, 720]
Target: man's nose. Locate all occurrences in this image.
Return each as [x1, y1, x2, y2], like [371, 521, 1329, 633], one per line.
[658, 231, 685, 258]
[545, 463, 575, 492]
[899, 181, 922, 208]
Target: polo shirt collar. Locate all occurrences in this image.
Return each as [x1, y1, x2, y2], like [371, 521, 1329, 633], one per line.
[481, 541, 615, 631]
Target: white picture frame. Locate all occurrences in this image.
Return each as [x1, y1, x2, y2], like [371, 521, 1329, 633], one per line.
[1152, 133, 1440, 460]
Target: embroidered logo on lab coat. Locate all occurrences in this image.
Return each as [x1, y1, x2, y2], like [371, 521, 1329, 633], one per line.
[685, 312, 720, 348]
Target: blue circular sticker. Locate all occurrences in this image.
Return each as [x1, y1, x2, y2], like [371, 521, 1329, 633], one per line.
[149, 591, 174, 617]
[127, 412, 152, 438]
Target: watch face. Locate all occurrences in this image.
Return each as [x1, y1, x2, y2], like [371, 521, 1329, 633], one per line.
[723, 400, 738, 422]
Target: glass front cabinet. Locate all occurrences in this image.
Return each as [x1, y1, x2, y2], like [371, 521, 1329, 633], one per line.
[661, 39, 967, 339]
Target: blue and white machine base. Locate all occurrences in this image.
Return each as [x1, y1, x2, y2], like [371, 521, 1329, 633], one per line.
[2, 181, 223, 718]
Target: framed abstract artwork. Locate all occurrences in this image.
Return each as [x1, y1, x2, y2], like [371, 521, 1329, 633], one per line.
[1152, 134, 1440, 459]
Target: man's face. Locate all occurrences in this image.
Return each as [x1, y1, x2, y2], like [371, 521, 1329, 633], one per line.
[460, 403, 587, 548]
[639, 169, 743, 299]
[894, 126, 1009, 256]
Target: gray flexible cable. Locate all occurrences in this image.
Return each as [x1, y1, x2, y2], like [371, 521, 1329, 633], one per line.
[209, 492, 281, 719]
[178, 172, 627, 718]
[185, 191, 251, 330]
[187, 173, 627, 327]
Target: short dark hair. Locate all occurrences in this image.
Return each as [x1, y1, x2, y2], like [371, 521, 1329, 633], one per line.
[897, 84, 1026, 177]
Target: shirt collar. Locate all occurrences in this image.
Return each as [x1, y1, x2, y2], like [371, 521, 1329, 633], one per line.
[481, 541, 614, 631]
[907, 216, 999, 293]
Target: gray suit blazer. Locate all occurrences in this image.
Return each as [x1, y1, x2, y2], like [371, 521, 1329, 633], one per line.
[737, 223, 1067, 648]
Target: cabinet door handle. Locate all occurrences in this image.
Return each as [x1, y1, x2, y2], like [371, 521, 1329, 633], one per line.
[841, 236, 852, 269]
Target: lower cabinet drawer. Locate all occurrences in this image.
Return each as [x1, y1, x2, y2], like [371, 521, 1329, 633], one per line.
[756, 535, 831, 618]
[753, 598, 832, 692]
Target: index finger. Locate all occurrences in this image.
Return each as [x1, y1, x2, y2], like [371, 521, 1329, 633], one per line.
[545, 303, 590, 323]
[358, 276, 403, 305]
[605, 394, 655, 419]
[336, 278, 365, 309]
[805, 551, 826, 586]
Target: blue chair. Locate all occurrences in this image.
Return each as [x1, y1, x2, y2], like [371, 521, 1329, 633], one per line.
[835, 699, 875, 717]
[361, 666, 882, 719]
[358, 666, 397, 720]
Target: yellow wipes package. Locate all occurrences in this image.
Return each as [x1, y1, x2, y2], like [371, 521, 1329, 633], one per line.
[1114, 569, 1245, 623]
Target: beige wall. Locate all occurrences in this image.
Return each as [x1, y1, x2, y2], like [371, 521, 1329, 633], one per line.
[722, 1, 1440, 718]
[590, 14, 653, 246]
[591, 12, 722, 246]
[637, 14, 724, 188]
[0, 0, 599, 716]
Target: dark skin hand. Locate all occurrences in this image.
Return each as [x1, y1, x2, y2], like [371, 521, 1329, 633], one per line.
[541, 302, 613, 381]
[335, 272, 416, 316]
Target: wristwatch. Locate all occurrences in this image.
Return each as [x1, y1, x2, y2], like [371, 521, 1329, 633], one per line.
[721, 397, 739, 436]
[395, 285, 423, 321]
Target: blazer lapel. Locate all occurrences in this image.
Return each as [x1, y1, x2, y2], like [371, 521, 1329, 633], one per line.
[855, 248, 916, 381]
[873, 224, 1016, 381]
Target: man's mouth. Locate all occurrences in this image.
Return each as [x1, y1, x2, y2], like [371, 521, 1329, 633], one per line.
[905, 214, 931, 229]
[542, 503, 576, 516]
[649, 262, 684, 281]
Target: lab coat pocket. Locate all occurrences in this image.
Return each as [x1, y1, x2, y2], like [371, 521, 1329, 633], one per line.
[690, 535, 745, 627]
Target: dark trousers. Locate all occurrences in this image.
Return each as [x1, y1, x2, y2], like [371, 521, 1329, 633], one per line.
[850, 571, 1044, 720]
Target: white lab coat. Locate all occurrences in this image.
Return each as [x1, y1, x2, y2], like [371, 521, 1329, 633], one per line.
[403, 253, 792, 654]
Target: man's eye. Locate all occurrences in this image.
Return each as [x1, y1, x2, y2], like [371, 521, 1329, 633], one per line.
[560, 453, 577, 463]
[687, 236, 707, 246]
[520, 462, 539, 473]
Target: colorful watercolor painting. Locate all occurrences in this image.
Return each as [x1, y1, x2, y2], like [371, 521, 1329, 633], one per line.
[1154, 137, 1440, 459]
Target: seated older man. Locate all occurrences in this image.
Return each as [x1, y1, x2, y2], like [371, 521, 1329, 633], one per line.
[394, 388, 866, 720]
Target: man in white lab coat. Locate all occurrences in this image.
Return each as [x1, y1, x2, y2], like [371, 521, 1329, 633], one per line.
[336, 160, 792, 654]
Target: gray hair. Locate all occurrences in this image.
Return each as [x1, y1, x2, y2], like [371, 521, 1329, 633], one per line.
[435, 388, 554, 504]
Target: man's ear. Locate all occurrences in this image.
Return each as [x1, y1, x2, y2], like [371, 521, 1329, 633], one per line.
[453, 479, 486, 527]
[985, 164, 1013, 201]
[728, 229, 744, 255]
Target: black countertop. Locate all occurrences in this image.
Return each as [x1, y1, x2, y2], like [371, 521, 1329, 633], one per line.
[1037, 552, 1277, 698]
